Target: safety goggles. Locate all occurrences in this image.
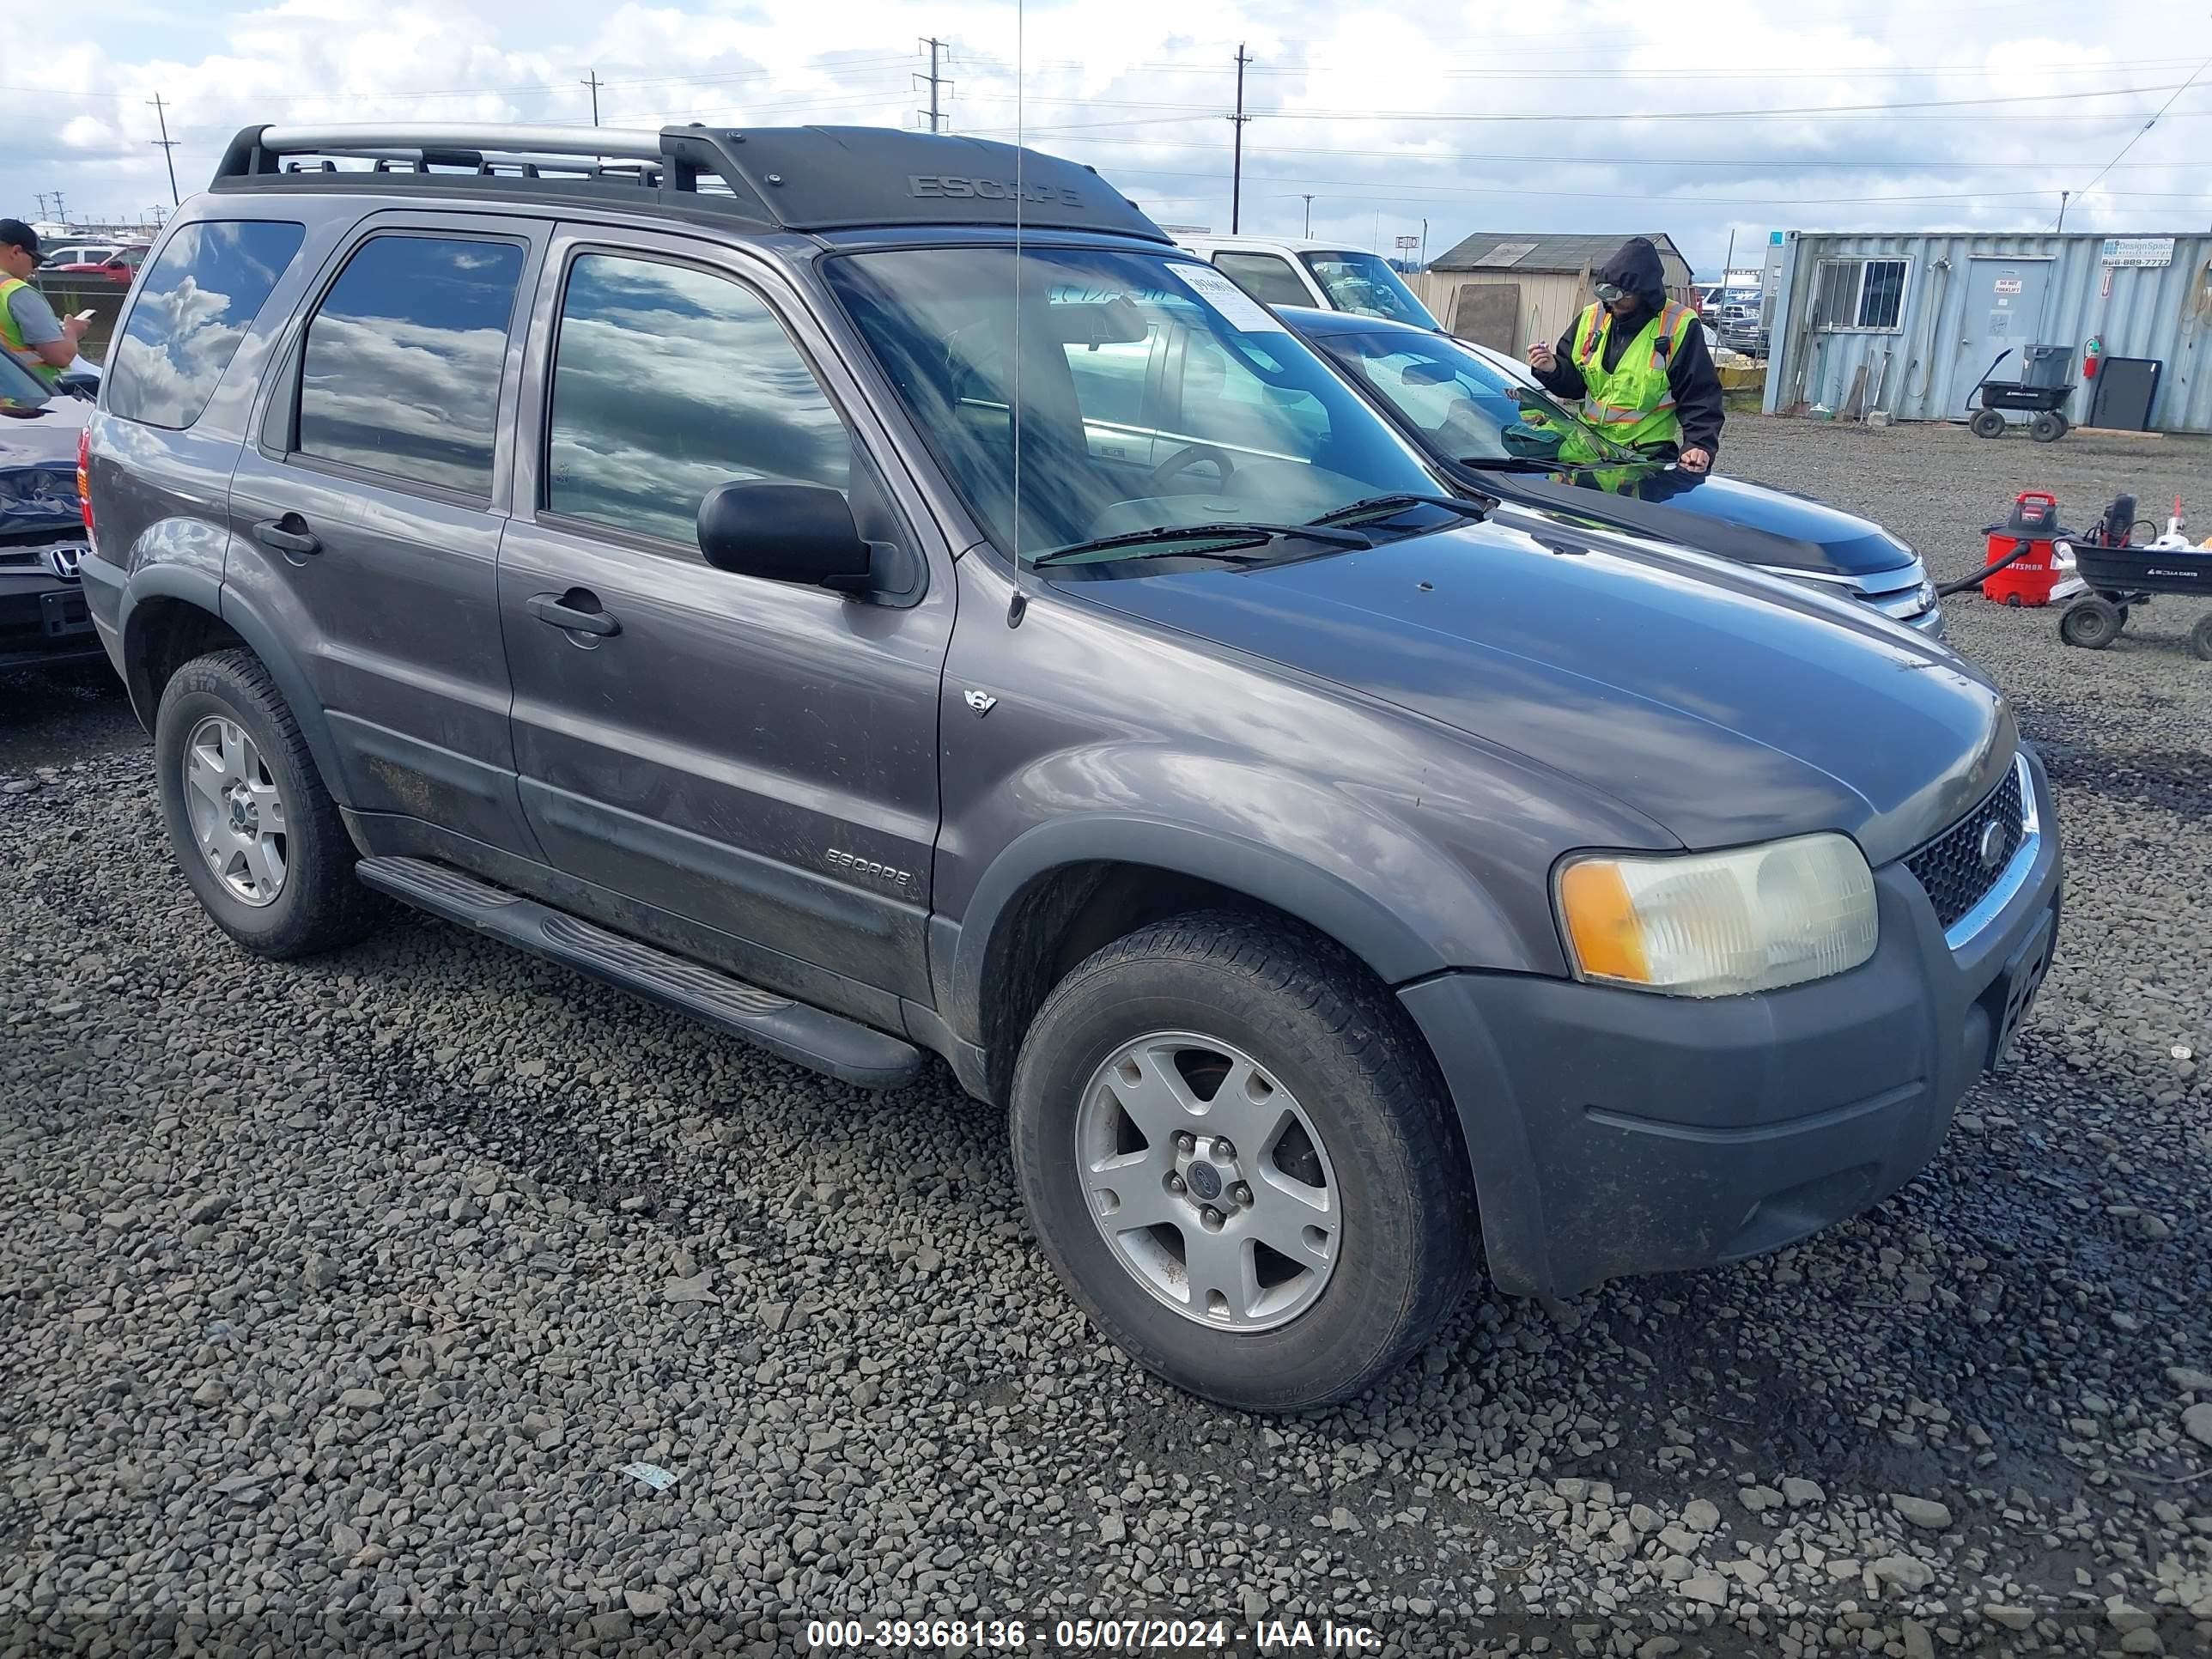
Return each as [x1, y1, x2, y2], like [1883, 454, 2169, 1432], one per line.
[1593, 281, 1629, 303]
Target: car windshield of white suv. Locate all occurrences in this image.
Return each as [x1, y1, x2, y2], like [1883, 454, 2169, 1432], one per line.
[1316, 329, 1639, 467]
[1299, 251, 1440, 329]
[827, 246, 1454, 566]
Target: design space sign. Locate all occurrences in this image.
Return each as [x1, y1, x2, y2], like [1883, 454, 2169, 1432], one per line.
[2100, 237, 2175, 268]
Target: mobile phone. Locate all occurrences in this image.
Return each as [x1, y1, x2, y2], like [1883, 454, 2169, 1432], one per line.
[73, 309, 94, 322]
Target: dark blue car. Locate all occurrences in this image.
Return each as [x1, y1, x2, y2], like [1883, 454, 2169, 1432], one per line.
[1285, 307, 1947, 640]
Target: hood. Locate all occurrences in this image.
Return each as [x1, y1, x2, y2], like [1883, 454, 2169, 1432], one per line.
[1062, 520, 2009, 866]
[0, 394, 89, 467]
[1596, 237, 1668, 313]
[1473, 464, 1923, 578]
[0, 397, 88, 534]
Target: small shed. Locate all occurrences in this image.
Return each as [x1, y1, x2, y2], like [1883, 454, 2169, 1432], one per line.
[1413, 232, 1694, 353]
[1760, 230, 2212, 434]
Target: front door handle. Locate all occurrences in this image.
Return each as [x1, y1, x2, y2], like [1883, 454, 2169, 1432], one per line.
[252, 514, 320, 556]
[528, 589, 620, 637]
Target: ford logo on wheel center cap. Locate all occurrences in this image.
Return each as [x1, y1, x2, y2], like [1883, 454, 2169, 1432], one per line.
[1186, 1162, 1223, 1201]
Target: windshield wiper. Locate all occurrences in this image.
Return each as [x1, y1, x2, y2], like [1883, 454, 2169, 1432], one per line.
[1031, 520, 1372, 568]
[1306, 493, 1489, 528]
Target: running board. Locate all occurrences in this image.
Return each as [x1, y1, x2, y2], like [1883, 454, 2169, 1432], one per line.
[355, 855, 924, 1091]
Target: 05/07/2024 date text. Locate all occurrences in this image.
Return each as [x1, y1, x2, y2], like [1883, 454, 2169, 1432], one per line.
[806, 1617, 1384, 1651]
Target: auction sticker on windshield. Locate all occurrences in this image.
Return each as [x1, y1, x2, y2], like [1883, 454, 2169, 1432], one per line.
[1173, 263, 1288, 333]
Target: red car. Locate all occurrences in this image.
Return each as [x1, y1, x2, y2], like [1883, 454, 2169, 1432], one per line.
[42, 245, 149, 286]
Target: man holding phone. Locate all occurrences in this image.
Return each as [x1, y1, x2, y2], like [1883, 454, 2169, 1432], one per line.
[1528, 236, 1723, 474]
[0, 218, 90, 387]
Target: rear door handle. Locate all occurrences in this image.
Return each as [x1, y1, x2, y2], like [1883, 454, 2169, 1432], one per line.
[528, 590, 620, 637]
[252, 514, 320, 556]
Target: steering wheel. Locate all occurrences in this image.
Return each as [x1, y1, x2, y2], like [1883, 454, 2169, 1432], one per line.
[1147, 443, 1237, 494]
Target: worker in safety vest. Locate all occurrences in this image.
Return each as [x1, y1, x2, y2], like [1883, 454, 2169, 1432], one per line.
[1527, 237, 1723, 475]
[0, 219, 88, 387]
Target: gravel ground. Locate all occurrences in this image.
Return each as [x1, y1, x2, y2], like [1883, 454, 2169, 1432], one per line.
[3, 416, 2209, 1658]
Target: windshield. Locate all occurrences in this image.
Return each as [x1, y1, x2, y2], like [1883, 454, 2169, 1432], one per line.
[1299, 251, 1440, 329]
[826, 245, 1443, 562]
[1315, 329, 1638, 466]
[0, 344, 52, 410]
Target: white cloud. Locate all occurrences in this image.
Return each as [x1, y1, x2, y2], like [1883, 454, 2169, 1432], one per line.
[8, 0, 2210, 269]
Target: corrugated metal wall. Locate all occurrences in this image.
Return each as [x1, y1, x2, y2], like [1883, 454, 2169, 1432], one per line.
[1761, 231, 2212, 433]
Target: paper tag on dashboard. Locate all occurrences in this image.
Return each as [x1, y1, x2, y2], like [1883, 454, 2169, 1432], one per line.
[1173, 264, 1288, 333]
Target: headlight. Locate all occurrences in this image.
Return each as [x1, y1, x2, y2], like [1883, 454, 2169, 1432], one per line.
[1554, 833, 1878, 997]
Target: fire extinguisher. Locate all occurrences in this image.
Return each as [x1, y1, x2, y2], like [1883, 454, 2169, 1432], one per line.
[2083, 335, 2103, 380]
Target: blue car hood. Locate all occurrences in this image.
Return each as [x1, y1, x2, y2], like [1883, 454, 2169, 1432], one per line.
[1470, 464, 1922, 578]
[1067, 520, 2009, 866]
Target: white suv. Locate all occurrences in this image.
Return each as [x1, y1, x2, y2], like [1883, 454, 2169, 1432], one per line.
[1177, 234, 1543, 388]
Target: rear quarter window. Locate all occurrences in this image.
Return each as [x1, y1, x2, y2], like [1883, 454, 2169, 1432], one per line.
[105, 221, 307, 430]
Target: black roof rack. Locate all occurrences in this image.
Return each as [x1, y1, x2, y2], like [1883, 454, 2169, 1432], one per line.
[212, 123, 1170, 243]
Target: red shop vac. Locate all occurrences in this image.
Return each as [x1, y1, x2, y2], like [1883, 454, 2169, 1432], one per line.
[1936, 489, 2160, 605]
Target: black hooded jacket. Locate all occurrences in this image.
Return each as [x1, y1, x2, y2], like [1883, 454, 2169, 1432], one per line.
[1531, 237, 1724, 459]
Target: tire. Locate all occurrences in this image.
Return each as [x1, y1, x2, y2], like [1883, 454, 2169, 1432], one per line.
[1010, 911, 1475, 1412]
[2058, 597, 2122, 650]
[1970, 408, 2006, 440]
[155, 647, 382, 958]
[2192, 612, 2212, 663]
[2030, 411, 2064, 444]
[2113, 605, 2130, 634]
[2003, 594, 2023, 608]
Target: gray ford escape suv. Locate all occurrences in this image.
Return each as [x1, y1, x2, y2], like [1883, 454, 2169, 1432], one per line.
[82, 123, 2061, 1413]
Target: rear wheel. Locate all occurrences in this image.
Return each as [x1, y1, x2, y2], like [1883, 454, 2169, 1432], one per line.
[2059, 597, 2123, 650]
[155, 648, 382, 958]
[2191, 613, 2212, 662]
[2030, 411, 2065, 444]
[1970, 408, 2007, 440]
[1010, 912, 1474, 1412]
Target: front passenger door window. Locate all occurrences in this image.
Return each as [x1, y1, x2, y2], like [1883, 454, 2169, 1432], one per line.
[545, 254, 850, 550]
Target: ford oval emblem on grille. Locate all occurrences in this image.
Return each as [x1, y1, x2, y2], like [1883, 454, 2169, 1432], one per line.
[1976, 818, 2007, 872]
[43, 544, 84, 580]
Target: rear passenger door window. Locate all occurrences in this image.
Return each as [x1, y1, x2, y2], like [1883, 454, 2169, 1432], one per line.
[544, 252, 850, 552]
[1211, 251, 1313, 310]
[105, 220, 307, 429]
[295, 234, 526, 495]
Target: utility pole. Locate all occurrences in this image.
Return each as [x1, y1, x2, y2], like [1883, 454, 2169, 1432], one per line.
[1229, 44, 1252, 234]
[915, 38, 953, 133]
[1723, 228, 1735, 281]
[149, 94, 179, 206]
[580, 70, 603, 126]
[2057, 189, 2070, 232]
[1299, 193, 1315, 235]
[51, 190, 66, 226]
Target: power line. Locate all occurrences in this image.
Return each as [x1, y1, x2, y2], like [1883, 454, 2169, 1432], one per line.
[148, 93, 179, 207]
[2067, 52, 2209, 207]
[916, 37, 953, 131]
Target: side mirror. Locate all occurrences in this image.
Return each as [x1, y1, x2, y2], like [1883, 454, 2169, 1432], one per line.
[696, 481, 875, 593]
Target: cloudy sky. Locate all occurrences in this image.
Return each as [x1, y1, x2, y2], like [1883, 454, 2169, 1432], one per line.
[11, 0, 2210, 275]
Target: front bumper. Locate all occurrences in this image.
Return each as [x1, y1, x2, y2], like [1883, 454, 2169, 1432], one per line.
[1404, 749, 2060, 1300]
[1, 553, 104, 671]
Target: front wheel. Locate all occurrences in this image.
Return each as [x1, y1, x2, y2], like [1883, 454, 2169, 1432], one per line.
[2030, 410, 2065, 444]
[155, 647, 382, 958]
[2192, 612, 2212, 662]
[1969, 408, 2007, 440]
[1010, 913, 1475, 1412]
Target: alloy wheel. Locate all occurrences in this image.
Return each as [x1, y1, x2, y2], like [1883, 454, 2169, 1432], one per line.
[1074, 1030, 1340, 1330]
[181, 714, 289, 907]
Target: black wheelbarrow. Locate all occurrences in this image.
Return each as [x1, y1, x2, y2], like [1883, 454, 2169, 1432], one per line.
[1966, 346, 2076, 443]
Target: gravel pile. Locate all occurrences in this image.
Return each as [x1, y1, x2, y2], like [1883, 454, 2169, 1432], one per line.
[3, 416, 2209, 1657]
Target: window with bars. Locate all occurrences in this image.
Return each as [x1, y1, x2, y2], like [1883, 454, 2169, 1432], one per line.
[1811, 258, 1910, 332]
